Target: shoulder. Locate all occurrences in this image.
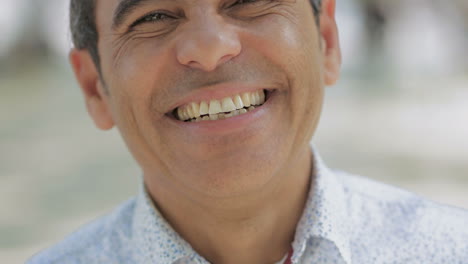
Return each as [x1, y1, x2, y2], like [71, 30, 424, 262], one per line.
[27, 198, 138, 264]
[335, 170, 468, 262]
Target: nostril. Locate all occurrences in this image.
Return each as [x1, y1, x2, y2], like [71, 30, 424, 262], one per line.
[186, 61, 203, 70]
[187, 61, 218, 72]
[186, 54, 237, 72]
[218, 54, 235, 65]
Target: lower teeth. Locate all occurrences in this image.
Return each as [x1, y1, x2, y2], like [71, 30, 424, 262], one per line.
[190, 105, 256, 122]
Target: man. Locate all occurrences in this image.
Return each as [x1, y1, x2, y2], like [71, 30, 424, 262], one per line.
[28, 0, 468, 263]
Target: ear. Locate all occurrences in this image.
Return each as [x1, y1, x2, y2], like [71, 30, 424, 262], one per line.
[69, 49, 115, 130]
[319, 0, 342, 86]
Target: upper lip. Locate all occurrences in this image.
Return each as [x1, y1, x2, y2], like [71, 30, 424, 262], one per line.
[166, 83, 271, 114]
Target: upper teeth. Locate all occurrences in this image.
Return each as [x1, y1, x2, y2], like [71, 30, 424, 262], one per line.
[176, 90, 266, 121]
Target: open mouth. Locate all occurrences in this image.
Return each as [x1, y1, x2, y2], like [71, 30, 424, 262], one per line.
[171, 89, 270, 122]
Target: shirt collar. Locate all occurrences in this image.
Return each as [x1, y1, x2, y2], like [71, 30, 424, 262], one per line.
[291, 148, 352, 263]
[132, 185, 200, 264]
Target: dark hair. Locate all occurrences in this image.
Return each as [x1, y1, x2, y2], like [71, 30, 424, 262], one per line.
[70, 0, 322, 70]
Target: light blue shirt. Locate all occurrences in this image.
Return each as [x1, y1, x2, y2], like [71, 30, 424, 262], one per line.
[28, 151, 468, 264]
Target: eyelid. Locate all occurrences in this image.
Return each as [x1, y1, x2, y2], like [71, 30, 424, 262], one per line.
[227, 0, 275, 10]
[129, 10, 175, 28]
[228, 0, 258, 8]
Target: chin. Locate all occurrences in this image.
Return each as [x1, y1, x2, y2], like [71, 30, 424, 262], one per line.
[176, 141, 289, 198]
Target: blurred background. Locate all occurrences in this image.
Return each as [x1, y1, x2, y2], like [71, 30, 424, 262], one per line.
[1, 0, 467, 262]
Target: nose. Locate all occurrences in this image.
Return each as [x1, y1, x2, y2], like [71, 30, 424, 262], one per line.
[175, 14, 242, 72]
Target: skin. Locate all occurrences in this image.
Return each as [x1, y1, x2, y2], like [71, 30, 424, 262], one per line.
[70, 0, 341, 263]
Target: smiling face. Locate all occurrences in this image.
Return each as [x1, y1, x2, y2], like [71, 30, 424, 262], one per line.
[70, 0, 341, 199]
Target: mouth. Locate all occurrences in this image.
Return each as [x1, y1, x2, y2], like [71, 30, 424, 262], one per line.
[170, 89, 270, 122]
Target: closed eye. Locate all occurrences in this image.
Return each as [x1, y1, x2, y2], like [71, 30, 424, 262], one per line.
[130, 12, 174, 28]
[229, 0, 266, 8]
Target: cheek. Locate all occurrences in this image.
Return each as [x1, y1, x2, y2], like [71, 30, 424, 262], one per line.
[244, 14, 322, 79]
[245, 13, 324, 139]
[102, 38, 177, 115]
[246, 15, 323, 98]
[111, 40, 169, 89]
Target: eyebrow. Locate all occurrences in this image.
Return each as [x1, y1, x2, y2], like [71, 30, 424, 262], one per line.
[112, 0, 154, 29]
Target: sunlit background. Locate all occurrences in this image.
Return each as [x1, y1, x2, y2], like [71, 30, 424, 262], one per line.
[1, 0, 467, 262]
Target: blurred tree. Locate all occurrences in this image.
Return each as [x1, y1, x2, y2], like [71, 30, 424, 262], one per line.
[355, 0, 468, 76]
[361, 0, 387, 53]
[0, 0, 57, 71]
[12, 0, 51, 58]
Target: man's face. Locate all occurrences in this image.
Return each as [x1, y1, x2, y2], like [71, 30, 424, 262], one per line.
[75, 0, 340, 198]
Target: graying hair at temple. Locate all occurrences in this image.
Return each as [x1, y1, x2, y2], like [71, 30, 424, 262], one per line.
[69, 0, 323, 69]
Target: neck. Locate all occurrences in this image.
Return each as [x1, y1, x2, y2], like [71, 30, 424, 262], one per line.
[146, 147, 313, 264]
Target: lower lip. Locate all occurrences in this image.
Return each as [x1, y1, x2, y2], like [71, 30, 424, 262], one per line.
[168, 91, 276, 135]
